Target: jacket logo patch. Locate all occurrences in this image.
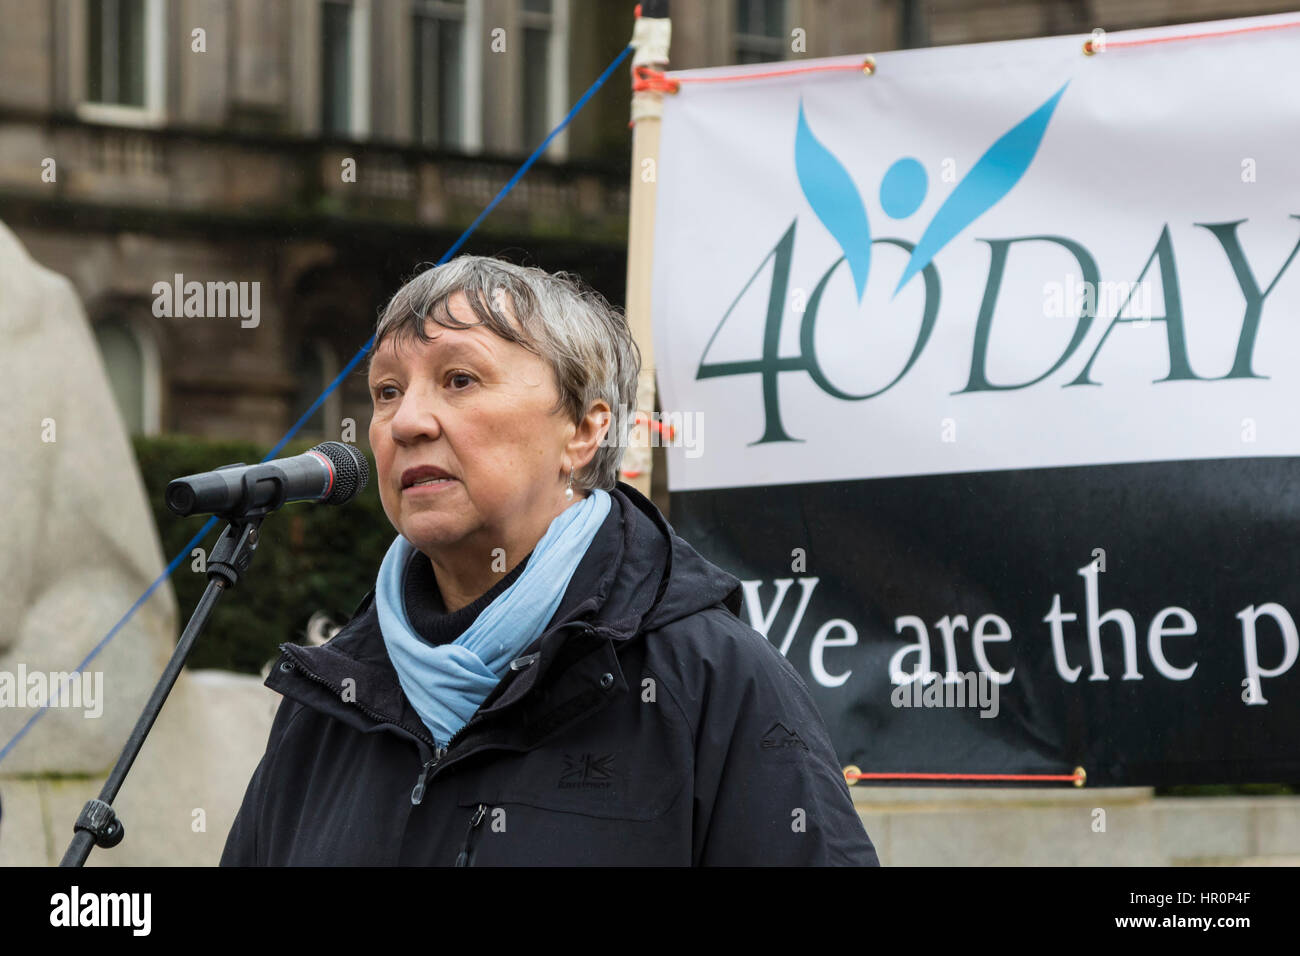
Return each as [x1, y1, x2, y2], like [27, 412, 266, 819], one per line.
[760, 722, 809, 751]
[559, 753, 616, 789]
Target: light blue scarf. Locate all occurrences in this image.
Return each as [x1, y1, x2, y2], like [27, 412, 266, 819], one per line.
[376, 489, 612, 749]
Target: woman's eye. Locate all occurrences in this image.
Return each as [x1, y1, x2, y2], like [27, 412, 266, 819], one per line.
[376, 386, 397, 401]
[448, 372, 475, 389]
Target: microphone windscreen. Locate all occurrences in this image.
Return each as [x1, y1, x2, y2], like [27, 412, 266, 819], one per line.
[311, 442, 369, 504]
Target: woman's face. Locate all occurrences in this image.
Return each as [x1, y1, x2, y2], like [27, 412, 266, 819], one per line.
[367, 291, 580, 563]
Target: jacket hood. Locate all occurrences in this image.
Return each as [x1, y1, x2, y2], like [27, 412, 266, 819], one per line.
[593, 480, 743, 636]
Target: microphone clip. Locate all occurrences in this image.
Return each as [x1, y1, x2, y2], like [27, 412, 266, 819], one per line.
[205, 516, 263, 591]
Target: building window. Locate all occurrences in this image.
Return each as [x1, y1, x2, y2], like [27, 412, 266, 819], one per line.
[94, 316, 161, 435]
[734, 0, 787, 64]
[293, 341, 341, 437]
[321, 0, 370, 137]
[87, 0, 144, 105]
[412, 0, 482, 150]
[520, 0, 569, 158]
[80, 0, 166, 123]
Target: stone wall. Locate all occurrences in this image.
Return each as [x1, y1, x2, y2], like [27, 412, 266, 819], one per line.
[854, 787, 1300, 865]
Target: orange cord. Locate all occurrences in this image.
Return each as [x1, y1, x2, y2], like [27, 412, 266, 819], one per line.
[845, 768, 1086, 785]
[633, 59, 873, 93]
[633, 17, 1300, 85]
[618, 413, 673, 479]
[1085, 17, 1300, 54]
[632, 64, 682, 93]
[635, 411, 675, 440]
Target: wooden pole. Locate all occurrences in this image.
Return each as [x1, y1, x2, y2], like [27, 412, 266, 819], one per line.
[620, 1, 671, 498]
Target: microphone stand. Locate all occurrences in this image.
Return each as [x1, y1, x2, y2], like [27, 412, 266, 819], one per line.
[60, 485, 274, 866]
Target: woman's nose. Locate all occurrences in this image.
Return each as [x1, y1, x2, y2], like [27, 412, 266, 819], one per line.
[389, 385, 442, 443]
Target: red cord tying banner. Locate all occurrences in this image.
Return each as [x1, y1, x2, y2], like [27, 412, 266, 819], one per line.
[632, 64, 681, 93]
[633, 58, 874, 93]
[844, 766, 1088, 787]
[632, 17, 1300, 91]
[1084, 17, 1300, 54]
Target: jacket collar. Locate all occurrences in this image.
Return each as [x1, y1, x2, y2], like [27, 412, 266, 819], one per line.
[265, 482, 740, 755]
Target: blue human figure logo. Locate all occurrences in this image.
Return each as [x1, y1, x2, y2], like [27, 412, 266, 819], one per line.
[794, 82, 1070, 300]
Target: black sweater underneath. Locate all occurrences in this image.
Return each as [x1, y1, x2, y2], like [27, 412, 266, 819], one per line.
[401, 547, 532, 646]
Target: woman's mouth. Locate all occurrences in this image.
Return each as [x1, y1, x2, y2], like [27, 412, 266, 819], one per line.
[404, 477, 456, 493]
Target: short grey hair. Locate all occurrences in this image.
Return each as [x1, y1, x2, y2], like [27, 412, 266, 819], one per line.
[367, 256, 641, 493]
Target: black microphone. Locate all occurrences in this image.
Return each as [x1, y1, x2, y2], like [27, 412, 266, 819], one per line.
[165, 441, 369, 517]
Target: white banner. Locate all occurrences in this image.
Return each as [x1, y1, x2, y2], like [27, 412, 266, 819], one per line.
[651, 13, 1300, 492]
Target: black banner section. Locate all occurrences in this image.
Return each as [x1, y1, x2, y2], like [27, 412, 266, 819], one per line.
[669, 457, 1300, 787]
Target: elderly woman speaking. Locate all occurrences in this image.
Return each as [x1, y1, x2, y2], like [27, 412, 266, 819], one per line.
[221, 257, 878, 866]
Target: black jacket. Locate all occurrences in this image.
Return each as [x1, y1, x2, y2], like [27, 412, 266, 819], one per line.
[220, 482, 879, 866]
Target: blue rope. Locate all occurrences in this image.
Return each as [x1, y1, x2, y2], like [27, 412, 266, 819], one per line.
[0, 42, 635, 767]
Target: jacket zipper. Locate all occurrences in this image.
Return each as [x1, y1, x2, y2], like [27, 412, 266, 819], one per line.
[454, 803, 488, 867]
[410, 745, 447, 804]
[410, 712, 482, 805]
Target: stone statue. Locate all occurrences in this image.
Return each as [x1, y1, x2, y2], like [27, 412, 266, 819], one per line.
[0, 221, 276, 865]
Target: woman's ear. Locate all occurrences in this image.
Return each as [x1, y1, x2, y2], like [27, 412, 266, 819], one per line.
[566, 400, 612, 472]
